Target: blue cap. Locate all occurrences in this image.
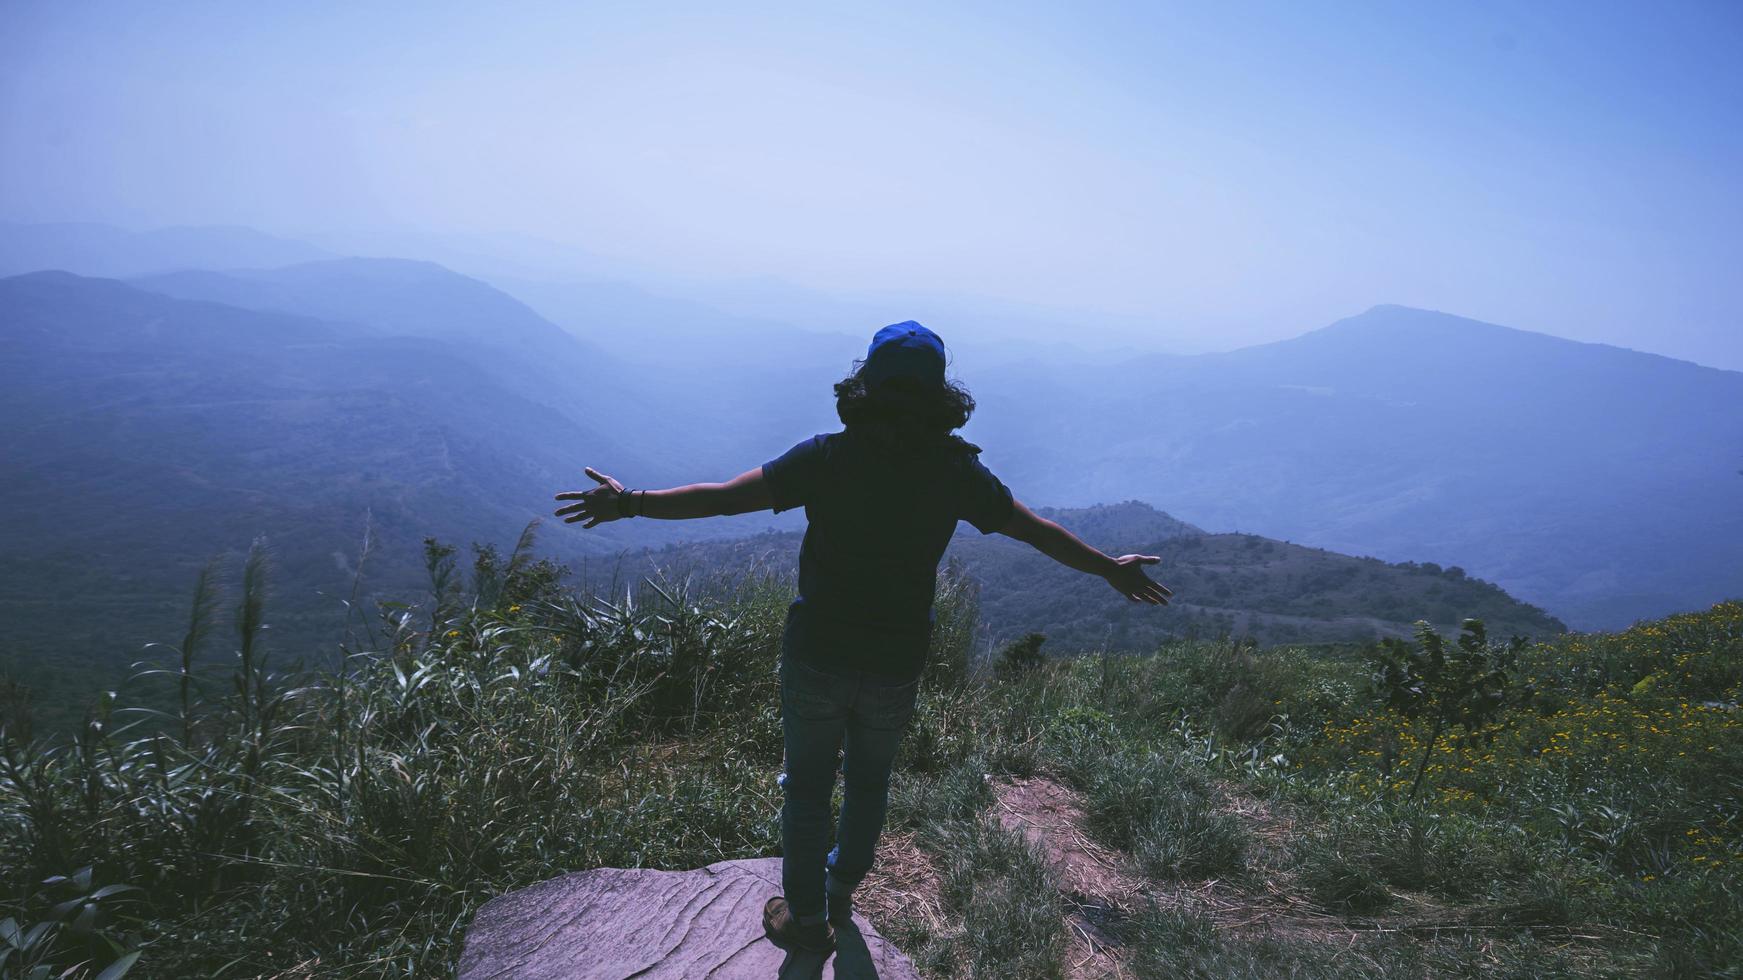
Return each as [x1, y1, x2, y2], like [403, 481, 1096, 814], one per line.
[862, 320, 946, 386]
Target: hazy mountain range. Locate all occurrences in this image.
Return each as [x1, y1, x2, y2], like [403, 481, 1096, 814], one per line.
[503, 263, 1743, 630]
[2, 221, 1738, 719]
[0, 221, 333, 279]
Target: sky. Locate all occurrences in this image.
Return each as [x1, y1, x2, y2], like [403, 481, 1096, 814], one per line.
[3, 0, 1741, 367]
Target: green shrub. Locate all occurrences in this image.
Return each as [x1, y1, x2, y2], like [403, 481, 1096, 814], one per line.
[993, 633, 1047, 678]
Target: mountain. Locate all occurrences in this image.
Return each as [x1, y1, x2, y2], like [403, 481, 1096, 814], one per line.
[128, 260, 785, 481]
[134, 259, 572, 347]
[965, 305, 1743, 629]
[606, 501, 1566, 650]
[3, 237, 1734, 721]
[0, 271, 791, 725]
[216, 263, 1727, 631]
[0, 221, 333, 278]
[451, 291, 1742, 630]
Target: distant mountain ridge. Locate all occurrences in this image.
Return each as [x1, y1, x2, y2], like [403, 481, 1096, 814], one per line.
[968, 304, 1743, 628]
[125, 259, 796, 482]
[0, 221, 333, 278]
[4, 231, 1738, 722]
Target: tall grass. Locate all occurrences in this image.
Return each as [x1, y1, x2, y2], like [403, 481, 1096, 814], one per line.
[1, 530, 1737, 978]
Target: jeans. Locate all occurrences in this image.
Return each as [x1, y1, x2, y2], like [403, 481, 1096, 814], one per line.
[778, 642, 921, 925]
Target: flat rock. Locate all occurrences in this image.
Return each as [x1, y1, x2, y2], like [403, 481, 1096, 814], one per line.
[457, 857, 921, 980]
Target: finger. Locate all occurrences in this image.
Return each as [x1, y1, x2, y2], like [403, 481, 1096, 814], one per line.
[1156, 582, 1173, 597]
[554, 491, 589, 500]
[584, 466, 610, 485]
[554, 502, 586, 516]
[584, 516, 603, 528]
[1137, 555, 1160, 564]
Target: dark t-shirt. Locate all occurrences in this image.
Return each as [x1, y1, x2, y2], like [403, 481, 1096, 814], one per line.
[762, 426, 1015, 682]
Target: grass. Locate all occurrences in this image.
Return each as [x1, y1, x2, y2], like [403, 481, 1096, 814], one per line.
[0, 530, 1738, 978]
[1053, 739, 1248, 881]
[914, 816, 1067, 979]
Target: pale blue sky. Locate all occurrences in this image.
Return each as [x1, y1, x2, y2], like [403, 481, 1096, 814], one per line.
[3, 1, 1740, 365]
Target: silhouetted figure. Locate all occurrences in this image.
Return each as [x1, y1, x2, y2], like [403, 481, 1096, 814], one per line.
[554, 321, 1169, 961]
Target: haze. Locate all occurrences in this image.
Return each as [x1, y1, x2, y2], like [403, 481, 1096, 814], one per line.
[3, 0, 1741, 367]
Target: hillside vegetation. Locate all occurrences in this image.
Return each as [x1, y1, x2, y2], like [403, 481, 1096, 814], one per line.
[0, 541, 1735, 978]
[620, 501, 1566, 651]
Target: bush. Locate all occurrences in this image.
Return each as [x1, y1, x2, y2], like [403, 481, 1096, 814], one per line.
[993, 632, 1048, 679]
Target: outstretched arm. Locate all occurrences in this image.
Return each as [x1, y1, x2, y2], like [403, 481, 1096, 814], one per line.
[553, 466, 773, 527]
[997, 499, 1173, 605]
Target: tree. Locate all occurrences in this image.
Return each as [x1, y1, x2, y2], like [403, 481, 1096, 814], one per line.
[1371, 619, 1516, 801]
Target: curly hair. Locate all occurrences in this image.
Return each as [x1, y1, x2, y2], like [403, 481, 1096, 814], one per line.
[834, 361, 978, 450]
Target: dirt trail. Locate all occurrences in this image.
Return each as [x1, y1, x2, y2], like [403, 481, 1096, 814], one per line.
[860, 772, 1567, 979]
[991, 774, 1370, 978]
[856, 828, 948, 934]
[992, 776, 1147, 979]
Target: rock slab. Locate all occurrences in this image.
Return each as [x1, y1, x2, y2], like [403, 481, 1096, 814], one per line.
[457, 857, 921, 980]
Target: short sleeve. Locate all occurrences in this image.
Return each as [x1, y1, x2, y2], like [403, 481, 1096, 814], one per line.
[762, 435, 828, 514]
[958, 453, 1015, 534]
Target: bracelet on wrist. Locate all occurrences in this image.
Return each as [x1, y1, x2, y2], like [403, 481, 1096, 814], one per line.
[617, 489, 638, 519]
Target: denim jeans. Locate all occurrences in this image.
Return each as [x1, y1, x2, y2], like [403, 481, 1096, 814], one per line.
[778, 643, 921, 925]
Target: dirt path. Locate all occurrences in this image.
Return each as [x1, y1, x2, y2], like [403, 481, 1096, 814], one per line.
[988, 774, 1388, 977]
[992, 776, 1148, 979]
[861, 771, 1615, 978]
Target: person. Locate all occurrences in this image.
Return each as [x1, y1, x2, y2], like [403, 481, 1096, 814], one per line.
[552, 320, 1171, 957]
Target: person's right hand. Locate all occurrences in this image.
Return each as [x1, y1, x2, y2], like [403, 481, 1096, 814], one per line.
[1104, 554, 1172, 605]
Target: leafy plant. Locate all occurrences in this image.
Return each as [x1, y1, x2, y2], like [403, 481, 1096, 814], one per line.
[1371, 619, 1518, 800]
[0, 867, 142, 980]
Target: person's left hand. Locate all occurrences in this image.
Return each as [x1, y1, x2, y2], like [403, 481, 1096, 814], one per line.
[553, 467, 626, 528]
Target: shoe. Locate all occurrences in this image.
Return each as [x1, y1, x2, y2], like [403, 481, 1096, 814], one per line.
[763, 896, 837, 955]
[826, 890, 854, 927]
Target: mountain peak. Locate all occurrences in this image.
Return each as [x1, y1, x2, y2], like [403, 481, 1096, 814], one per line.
[1030, 500, 1203, 549]
[1337, 303, 1517, 335]
[130, 258, 573, 347]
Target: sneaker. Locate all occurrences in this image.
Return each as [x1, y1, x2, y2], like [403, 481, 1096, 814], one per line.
[762, 896, 836, 955]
